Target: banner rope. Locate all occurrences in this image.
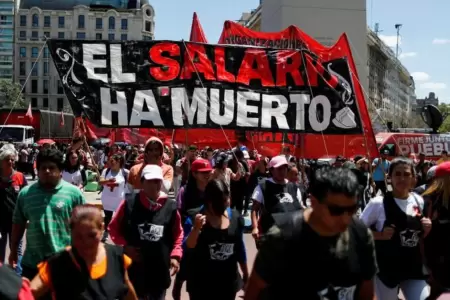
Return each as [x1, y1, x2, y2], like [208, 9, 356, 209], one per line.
[0, 40, 47, 137]
[181, 40, 238, 161]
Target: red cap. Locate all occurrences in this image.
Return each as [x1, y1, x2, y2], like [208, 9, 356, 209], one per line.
[191, 158, 213, 172]
[435, 161, 450, 178]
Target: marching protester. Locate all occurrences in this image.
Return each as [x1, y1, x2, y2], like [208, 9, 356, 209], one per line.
[30, 205, 138, 300]
[108, 164, 183, 300]
[185, 179, 249, 300]
[230, 149, 250, 214]
[372, 150, 391, 196]
[421, 162, 450, 299]
[61, 150, 87, 190]
[250, 155, 304, 248]
[360, 157, 431, 299]
[414, 165, 437, 195]
[176, 145, 198, 188]
[210, 152, 241, 187]
[245, 167, 377, 299]
[128, 137, 174, 194]
[0, 149, 27, 274]
[246, 155, 268, 216]
[9, 148, 86, 280]
[99, 153, 129, 242]
[172, 157, 212, 300]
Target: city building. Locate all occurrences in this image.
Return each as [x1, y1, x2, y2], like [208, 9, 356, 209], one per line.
[14, 0, 155, 111]
[238, 3, 416, 125]
[413, 92, 439, 114]
[0, 0, 15, 80]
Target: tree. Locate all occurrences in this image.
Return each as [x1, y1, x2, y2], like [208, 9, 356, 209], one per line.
[0, 80, 27, 109]
[438, 103, 450, 133]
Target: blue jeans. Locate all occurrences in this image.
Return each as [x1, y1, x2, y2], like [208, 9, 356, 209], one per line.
[0, 224, 23, 275]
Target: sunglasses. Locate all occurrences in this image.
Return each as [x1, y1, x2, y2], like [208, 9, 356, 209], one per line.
[326, 204, 358, 216]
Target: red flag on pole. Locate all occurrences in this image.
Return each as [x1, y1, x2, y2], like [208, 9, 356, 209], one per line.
[25, 103, 33, 123]
[189, 12, 208, 43]
[59, 111, 64, 127]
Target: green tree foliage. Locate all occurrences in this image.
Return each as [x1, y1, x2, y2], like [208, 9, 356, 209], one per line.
[0, 80, 26, 109]
[438, 103, 450, 133]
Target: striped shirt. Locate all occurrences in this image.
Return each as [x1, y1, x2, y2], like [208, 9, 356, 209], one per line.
[13, 180, 86, 269]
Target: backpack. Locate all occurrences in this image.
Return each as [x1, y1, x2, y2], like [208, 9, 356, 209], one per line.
[99, 168, 128, 193]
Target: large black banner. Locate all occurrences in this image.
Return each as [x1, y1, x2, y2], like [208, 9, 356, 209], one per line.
[47, 40, 362, 134]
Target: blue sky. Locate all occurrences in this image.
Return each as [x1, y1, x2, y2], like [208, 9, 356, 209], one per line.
[152, 0, 446, 102]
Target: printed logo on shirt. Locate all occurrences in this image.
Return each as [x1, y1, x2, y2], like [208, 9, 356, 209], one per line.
[137, 222, 164, 242]
[55, 201, 65, 209]
[209, 243, 234, 261]
[276, 192, 294, 204]
[399, 229, 420, 247]
[318, 285, 356, 300]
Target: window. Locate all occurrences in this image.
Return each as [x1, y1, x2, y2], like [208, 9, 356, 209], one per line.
[121, 19, 127, 30]
[78, 15, 85, 29]
[145, 21, 151, 32]
[19, 47, 26, 57]
[31, 31, 38, 40]
[76, 32, 86, 39]
[96, 33, 102, 40]
[31, 47, 38, 58]
[44, 16, 50, 27]
[57, 98, 64, 111]
[57, 80, 63, 94]
[143, 35, 152, 41]
[32, 14, 38, 27]
[43, 98, 48, 108]
[19, 61, 26, 75]
[58, 16, 64, 28]
[108, 16, 115, 29]
[43, 62, 49, 75]
[31, 80, 37, 93]
[31, 62, 38, 76]
[43, 80, 48, 93]
[19, 31, 26, 40]
[31, 98, 37, 108]
[58, 32, 64, 39]
[44, 47, 49, 58]
[20, 15, 26, 26]
[108, 33, 114, 41]
[121, 34, 127, 41]
[96, 18, 102, 29]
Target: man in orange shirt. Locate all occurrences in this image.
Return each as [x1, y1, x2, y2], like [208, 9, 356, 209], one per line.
[128, 137, 174, 194]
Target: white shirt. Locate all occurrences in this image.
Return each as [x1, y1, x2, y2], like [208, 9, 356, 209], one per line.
[360, 194, 425, 231]
[251, 178, 304, 207]
[101, 168, 129, 212]
[62, 169, 83, 186]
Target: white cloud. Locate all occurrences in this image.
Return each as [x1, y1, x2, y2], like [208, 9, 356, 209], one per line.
[379, 35, 401, 47]
[419, 82, 447, 90]
[411, 72, 430, 82]
[399, 52, 417, 59]
[432, 38, 450, 45]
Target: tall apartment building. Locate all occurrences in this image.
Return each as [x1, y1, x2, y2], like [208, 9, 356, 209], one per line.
[14, 0, 155, 111]
[238, 5, 416, 124]
[0, 0, 14, 80]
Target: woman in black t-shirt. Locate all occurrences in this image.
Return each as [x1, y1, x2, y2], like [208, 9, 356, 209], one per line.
[185, 179, 249, 300]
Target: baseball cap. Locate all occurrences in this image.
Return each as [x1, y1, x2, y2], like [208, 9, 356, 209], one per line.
[141, 165, 163, 181]
[427, 166, 438, 181]
[268, 155, 288, 169]
[191, 158, 213, 172]
[435, 162, 450, 178]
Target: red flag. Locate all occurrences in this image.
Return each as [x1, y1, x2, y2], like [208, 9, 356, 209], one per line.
[25, 103, 33, 123]
[189, 12, 208, 43]
[59, 111, 64, 127]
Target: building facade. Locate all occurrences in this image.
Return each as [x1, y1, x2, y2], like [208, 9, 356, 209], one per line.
[367, 28, 415, 125]
[0, 0, 14, 80]
[238, 4, 416, 125]
[413, 92, 439, 114]
[14, 3, 155, 111]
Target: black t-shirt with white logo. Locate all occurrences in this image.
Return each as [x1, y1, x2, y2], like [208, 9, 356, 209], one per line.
[253, 211, 377, 299]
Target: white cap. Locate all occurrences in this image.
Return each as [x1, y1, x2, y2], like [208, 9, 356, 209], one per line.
[141, 165, 163, 181]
